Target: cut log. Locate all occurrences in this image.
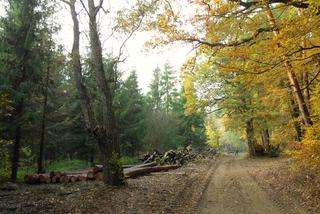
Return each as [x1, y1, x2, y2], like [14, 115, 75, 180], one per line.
[70, 176, 77, 182]
[78, 176, 87, 182]
[124, 165, 180, 178]
[94, 172, 103, 181]
[87, 171, 95, 180]
[122, 165, 135, 169]
[24, 175, 40, 184]
[38, 174, 50, 184]
[132, 162, 157, 169]
[51, 176, 60, 183]
[93, 165, 103, 174]
[61, 175, 70, 183]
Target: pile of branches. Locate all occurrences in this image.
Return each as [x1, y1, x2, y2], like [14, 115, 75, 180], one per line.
[143, 145, 217, 165]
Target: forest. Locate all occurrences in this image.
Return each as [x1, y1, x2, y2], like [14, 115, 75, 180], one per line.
[0, 0, 320, 213]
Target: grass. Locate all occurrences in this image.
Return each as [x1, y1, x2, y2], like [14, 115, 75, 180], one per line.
[17, 159, 91, 179]
[120, 156, 141, 165]
[17, 157, 141, 180]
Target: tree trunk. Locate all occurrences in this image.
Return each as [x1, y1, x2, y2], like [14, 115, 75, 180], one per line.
[246, 118, 256, 157]
[38, 66, 50, 174]
[261, 128, 272, 153]
[302, 72, 311, 108]
[11, 100, 24, 181]
[86, 0, 124, 185]
[289, 92, 302, 141]
[68, 0, 95, 132]
[263, 4, 312, 127]
[11, 62, 27, 181]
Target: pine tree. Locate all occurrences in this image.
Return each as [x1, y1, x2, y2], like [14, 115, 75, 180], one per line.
[0, 0, 44, 180]
[160, 63, 178, 113]
[148, 67, 162, 111]
[115, 71, 145, 156]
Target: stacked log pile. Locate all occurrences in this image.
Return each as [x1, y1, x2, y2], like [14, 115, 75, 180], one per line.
[24, 171, 87, 184]
[143, 145, 217, 165]
[24, 145, 217, 184]
[24, 161, 181, 184]
[86, 161, 179, 180]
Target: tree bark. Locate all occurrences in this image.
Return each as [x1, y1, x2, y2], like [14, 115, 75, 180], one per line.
[246, 118, 256, 157]
[289, 92, 302, 141]
[86, 0, 124, 185]
[263, 3, 312, 127]
[68, 0, 96, 132]
[11, 103, 23, 181]
[11, 64, 27, 180]
[38, 66, 50, 174]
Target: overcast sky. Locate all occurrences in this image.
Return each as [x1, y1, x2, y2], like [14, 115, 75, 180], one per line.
[54, 0, 192, 93]
[0, 0, 192, 93]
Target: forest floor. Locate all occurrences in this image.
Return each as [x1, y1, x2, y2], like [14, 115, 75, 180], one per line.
[1, 154, 319, 214]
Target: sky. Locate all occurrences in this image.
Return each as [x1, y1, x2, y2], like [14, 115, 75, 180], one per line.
[54, 0, 193, 93]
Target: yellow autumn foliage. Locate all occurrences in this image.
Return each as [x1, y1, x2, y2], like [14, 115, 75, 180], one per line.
[291, 122, 320, 173]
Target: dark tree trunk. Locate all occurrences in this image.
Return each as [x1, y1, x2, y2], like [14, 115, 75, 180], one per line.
[68, 0, 95, 132]
[302, 71, 311, 109]
[11, 62, 28, 181]
[64, 0, 123, 185]
[246, 118, 256, 157]
[11, 100, 24, 181]
[38, 66, 50, 174]
[261, 128, 270, 147]
[261, 128, 272, 153]
[86, 0, 124, 185]
[289, 92, 302, 141]
[90, 145, 95, 166]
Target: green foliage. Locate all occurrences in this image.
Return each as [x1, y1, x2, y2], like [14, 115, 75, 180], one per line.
[160, 63, 179, 113]
[108, 153, 125, 186]
[17, 159, 91, 179]
[0, 139, 12, 178]
[147, 67, 162, 111]
[120, 156, 140, 165]
[144, 64, 206, 152]
[220, 131, 248, 153]
[143, 110, 184, 152]
[115, 71, 146, 156]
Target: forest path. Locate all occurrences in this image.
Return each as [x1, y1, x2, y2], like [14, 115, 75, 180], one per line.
[198, 155, 307, 214]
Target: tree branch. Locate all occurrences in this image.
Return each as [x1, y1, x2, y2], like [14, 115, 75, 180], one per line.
[229, 0, 310, 9]
[186, 27, 275, 48]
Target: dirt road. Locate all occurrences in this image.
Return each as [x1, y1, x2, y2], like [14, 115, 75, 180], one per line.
[198, 155, 307, 214]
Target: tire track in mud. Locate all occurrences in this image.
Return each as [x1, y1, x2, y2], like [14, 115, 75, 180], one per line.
[199, 155, 283, 214]
[162, 157, 223, 214]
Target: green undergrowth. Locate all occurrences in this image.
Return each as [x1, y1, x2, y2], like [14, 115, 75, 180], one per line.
[17, 159, 90, 179]
[120, 156, 141, 165]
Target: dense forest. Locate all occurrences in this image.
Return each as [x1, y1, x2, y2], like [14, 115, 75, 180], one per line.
[0, 0, 319, 190]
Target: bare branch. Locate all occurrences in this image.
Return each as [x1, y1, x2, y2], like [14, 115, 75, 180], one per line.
[186, 27, 275, 48]
[301, 69, 320, 91]
[95, 0, 104, 16]
[79, 0, 90, 17]
[117, 14, 145, 61]
[229, 0, 310, 9]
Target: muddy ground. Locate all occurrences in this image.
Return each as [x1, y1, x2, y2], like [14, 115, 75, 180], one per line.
[0, 157, 219, 214]
[1, 154, 319, 214]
